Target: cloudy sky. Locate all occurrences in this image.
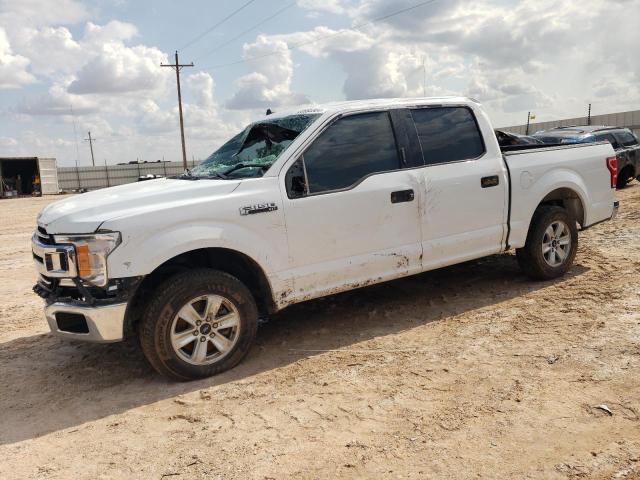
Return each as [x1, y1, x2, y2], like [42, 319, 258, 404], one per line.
[1, 0, 639, 166]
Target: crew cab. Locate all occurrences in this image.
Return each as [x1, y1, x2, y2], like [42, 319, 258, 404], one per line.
[33, 97, 619, 380]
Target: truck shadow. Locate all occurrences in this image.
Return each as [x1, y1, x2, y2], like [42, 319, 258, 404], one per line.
[0, 254, 589, 445]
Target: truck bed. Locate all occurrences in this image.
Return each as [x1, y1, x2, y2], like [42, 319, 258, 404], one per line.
[503, 141, 616, 249]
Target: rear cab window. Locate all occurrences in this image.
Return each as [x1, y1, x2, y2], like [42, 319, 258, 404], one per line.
[409, 107, 485, 165]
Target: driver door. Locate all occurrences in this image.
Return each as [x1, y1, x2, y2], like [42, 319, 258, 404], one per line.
[279, 110, 423, 303]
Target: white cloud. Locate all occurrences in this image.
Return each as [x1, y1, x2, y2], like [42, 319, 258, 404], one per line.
[0, 27, 35, 88]
[186, 72, 215, 108]
[226, 35, 309, 110]
[82, 20, 138, 45]
[9, 26, 81, 78]
[68, 41, 169, 95]
[0, 0, 89, 29]
[292, 0, 640, 125]
[14, 84, 99, 115]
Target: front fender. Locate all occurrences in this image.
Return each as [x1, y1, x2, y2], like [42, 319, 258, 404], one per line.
[106, 220, 288, 286]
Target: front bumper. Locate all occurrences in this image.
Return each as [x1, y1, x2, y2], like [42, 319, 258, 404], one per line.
[45, 301, 127, 343]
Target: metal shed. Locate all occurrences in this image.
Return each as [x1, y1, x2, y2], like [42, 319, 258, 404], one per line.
[0, 157, 59, 198]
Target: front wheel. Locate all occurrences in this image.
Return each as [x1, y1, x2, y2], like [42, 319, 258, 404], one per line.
[516, 206, 578, 280]
[139, 269, 258, 381]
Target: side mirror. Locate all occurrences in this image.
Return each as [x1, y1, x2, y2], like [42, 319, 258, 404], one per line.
[285, 158, 308, 199]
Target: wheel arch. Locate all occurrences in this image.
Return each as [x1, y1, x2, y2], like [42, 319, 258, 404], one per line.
[124, 247, 276, 336]
[537, 187, 586, 227]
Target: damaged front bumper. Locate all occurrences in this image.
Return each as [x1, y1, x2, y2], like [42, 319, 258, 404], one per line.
[32, 226, 143, 343]
[44, 301, 128, 343]
[33, 276, 143, 343]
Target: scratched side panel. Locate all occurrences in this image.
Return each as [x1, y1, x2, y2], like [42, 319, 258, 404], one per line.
[277, 170, 423, 307]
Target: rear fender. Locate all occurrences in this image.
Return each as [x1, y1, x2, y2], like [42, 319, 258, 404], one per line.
[509, 169, 590, 248]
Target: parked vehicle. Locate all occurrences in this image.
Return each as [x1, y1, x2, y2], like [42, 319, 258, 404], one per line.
[533, 126, 640, 188]
[495, 129, 543, 148]
[33, 97, 619, 380]
[138, 174, 163, 182]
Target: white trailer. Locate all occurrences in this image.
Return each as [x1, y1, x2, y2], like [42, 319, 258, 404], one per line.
[36, 158, 60, 195]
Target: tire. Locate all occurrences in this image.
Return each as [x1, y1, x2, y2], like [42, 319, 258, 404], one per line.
[516, 205, 578, 280]
[616, 167, 631, 189]
[139, 269, 258, 381]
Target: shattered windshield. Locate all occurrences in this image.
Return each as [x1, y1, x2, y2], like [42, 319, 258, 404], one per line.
[189, 114, 321, 179]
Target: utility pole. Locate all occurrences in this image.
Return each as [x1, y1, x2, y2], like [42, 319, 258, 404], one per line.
[587, 103, 592, 126]
[84, 131, 96, 167]
[161, 51, 194, 171]
[525, 111, 531, 135]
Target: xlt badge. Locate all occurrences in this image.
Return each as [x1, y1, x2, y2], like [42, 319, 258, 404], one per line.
[240, 203, 278, 216]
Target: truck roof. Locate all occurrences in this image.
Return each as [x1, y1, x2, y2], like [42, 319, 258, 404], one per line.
[543, 125, 621, 134]
[257, 96, 478, 121]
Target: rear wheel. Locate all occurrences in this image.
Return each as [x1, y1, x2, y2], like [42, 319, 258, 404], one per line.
[139, 269, 258, 381]
[516, 206, 578, 280]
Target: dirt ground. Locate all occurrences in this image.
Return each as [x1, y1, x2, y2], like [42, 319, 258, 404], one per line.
[1, 187, 639, 480]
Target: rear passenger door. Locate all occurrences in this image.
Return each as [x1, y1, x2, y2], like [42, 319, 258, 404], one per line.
[280, 110, 423, 302]
[408, 106, 508, 270]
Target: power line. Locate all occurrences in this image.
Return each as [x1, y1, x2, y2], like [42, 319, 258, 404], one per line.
[200, 0, 441, 71]
[179, 0, 258, 52]
[194, 2, 295, 62]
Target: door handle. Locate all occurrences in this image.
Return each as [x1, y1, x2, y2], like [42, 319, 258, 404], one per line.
[391, 189, 415, 203]
[481, 175, 500, 188]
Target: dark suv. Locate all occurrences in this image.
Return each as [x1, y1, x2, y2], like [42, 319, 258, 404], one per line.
[533, 126, 640, 188]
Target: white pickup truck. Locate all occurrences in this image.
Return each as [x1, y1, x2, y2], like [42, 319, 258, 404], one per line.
[33, 97, 619, 380]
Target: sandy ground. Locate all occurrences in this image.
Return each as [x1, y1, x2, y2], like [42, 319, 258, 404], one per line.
[0, 188, 639, 480]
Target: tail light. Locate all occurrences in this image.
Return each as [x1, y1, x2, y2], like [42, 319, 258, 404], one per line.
[606, 156, 617, 188]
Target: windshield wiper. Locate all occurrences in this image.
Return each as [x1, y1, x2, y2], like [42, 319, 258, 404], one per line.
[200, 172, 228, 180]
[222, 163, 269, 176]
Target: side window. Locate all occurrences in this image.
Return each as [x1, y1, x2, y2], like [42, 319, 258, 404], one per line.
[297, 111, 401, 194]
[410, 107, 485, 165]
[614, 130, 638, 147]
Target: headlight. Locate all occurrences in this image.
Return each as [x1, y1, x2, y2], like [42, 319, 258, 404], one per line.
[53, 232, 121, 286]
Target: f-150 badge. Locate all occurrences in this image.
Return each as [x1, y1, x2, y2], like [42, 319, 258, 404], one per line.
[240, 203, 278, 216]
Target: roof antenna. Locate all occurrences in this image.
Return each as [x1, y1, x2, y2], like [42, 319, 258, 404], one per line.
[266, 108, 273, 116]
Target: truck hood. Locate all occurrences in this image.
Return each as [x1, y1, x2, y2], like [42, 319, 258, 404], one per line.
[38, 178, 241, 234]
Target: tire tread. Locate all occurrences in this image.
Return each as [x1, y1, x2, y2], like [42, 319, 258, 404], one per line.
[516, 205, 578, 281]
[138, 269, 258, 381]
